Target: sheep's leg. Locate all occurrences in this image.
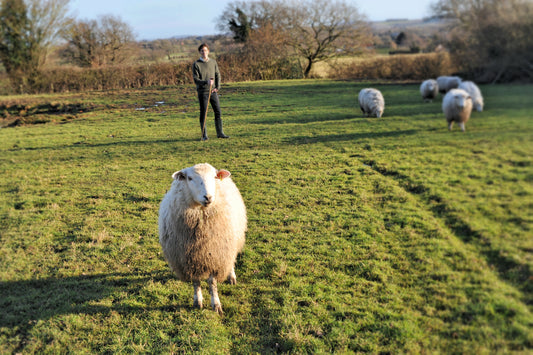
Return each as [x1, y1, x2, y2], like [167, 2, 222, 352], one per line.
[193, 280, 203, 309]
[448, 121, 453, 131]
[208, 276, 223, 315]
[227, 267, 237, 285]
[459, 122, 466, 132]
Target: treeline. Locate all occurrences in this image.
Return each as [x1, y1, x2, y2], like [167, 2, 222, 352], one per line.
[1, 0, 531, 95]
[9, 52, 454, 94]
[15, 53, 304, 94]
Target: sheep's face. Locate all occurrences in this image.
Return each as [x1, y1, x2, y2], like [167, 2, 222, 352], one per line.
[172, 163, 231, 207]
[453, 93, 471, 109]
[443, 89, 472, 110]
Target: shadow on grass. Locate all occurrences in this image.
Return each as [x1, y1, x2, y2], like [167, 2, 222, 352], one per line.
[0, 272, 170, 329]
[5, 137, 205, 153]
[233, 283, 297, 353]
[0, 271, 291, 353]
[249, 112, 358, 125]
[285, 129, 418, 145]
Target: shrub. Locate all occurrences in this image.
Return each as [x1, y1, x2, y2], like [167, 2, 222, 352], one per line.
[24, 62, 193, 94]
[329, 52, 456, 81]
[1, 53, 303, 95]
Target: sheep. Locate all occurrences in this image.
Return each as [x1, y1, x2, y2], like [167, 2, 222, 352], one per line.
[358, 88, 385, 118]
[158, 163, 247, 315]
[437, 76, 462, 93]
[458, 80, 484, 112]
[420, 79, 439, 102]
[442, 88, 473, 132]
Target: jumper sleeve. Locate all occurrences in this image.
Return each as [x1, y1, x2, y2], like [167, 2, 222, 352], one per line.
[214, 62, 221, 91]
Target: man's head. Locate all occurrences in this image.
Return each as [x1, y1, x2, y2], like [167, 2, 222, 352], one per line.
[198, 43, 209, 60]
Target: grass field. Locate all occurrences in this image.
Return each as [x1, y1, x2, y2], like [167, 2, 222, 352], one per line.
[1, 80, 532, 353]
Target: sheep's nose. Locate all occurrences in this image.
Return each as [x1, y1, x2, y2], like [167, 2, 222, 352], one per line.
[204, 195, 213, 205]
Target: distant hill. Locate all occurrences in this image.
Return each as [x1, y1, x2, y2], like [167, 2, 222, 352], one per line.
[371, 17, 452, 34]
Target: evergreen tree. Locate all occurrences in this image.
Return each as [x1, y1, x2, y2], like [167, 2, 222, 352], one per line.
[0, 0, 72, 92]
[228, 8, 251, 43]
[0, 0, 34, 87]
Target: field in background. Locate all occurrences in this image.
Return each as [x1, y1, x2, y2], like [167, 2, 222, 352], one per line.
[1, 80, 532, 353]
[310, 56, 372, 78]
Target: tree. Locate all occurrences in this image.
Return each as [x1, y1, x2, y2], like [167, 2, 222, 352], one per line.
[62, 14, 136, 67]
[217, 0, 370, 78]
[0, 0, 30, 79]
[228, 8, 251, 43]
[61, 18, 98, 67]
[432, 0, 533, 82]
[0, 0, 72, 91]
[217, 0, 282, 35]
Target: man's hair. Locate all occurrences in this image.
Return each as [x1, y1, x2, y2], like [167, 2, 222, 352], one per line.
[198, 43, 209, 52]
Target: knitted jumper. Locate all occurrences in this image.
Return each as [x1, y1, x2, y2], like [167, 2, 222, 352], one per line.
[192, 58, 221, 93]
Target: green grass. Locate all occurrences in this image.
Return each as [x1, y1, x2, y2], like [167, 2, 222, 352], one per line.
[1, 80, 532, 353]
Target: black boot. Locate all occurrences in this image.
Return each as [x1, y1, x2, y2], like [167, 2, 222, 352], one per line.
[201, 126, 208, 141]
[215, 118, 229, 138]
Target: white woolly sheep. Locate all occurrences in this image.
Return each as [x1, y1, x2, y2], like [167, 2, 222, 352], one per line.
[358, 88, 385, 118]
[158, 163, 247, 315]
[442, 88, 473, 132]
[420, 79, 439, 102]
[437, 76, 462, 93]
[458, 80, 484, 112]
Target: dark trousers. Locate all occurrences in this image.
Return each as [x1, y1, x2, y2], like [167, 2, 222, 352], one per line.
[198, 91, 223, 137]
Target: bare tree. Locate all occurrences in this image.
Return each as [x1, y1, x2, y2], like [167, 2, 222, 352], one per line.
[276, 0, 370, 77]
[0, 0, 72, 91]
[61, 19, 99, 67]
[432, 0, 533, 82]
[217, 0, 282, 34]
[62, 14, 136, 67]
[217, 0, 370, 78]
[99, 15, 136, 65]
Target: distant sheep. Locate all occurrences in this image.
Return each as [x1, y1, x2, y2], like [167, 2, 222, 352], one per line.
[458, 81, 484, 112]
[442, 88, 473, 132]
[420, 79, 439, 102]
[358, 88, 385, 118]
[159, 163, 247, 315]
[437, 76, 462, 93]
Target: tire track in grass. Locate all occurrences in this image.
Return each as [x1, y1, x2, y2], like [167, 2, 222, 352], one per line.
[359, 157, 531, 299]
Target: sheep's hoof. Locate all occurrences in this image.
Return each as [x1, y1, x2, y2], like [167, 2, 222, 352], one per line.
[227, 275, 237, 285]
[193, 299, 203, 309]
[213, 304, 224, 315]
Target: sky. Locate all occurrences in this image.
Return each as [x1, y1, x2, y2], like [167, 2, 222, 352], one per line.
[69, 0, 436, 41]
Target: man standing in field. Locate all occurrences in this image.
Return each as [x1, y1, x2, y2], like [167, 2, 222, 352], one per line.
[192, 43, 229, 141]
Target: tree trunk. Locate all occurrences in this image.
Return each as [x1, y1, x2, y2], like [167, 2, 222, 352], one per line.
[304, 59, 313, 78]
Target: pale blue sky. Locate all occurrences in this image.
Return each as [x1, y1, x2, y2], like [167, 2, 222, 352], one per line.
[69, 0, 436, 40]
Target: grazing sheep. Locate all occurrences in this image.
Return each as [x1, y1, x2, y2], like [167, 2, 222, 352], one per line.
[358, 88, 385, 118]
[159, 163, 247, 315]
[437, 76, 462, 93]
[442, 88, 473, 132]
[458, 80, 484, 112]
[420, 79, 439, 102]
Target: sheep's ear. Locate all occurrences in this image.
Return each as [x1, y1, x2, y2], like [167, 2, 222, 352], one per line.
[216, 169, 231, 180]
[172, 171, 186, 180]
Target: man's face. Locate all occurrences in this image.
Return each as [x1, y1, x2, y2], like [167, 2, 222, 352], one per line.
[200, 47, 209, 59]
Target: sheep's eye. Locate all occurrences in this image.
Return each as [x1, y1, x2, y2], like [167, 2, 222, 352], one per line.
[188, 177, 192, 181]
